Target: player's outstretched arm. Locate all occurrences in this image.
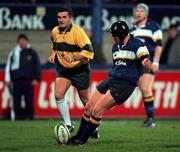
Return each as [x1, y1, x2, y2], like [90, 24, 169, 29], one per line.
[48, 49, 56, 63]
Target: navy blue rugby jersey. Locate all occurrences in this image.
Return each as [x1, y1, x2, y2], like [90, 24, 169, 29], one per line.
[130, 20, 162, 60]
[109, 35, 149, 85]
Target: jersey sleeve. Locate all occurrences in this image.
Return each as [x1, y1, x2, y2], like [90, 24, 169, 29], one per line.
[152, 23, 163, 47]
[75, 27, 94, 59]
[136, 45, 150, 62]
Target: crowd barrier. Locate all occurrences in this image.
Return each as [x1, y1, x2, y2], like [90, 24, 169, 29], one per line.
[0, 69, 180, 119]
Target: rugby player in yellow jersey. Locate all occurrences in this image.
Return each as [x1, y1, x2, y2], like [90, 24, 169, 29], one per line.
[48, 7, 99, 137]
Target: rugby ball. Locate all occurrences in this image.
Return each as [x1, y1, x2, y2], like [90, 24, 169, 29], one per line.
[54, 123, 70, 144]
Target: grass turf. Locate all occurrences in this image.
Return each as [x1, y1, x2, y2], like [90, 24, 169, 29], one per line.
[0, 119, 180, 152]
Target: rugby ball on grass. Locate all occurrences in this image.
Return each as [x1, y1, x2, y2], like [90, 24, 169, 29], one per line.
[54, 123, 70, 144]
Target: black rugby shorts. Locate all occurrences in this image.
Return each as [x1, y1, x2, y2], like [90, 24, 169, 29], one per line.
[97, 77, 135, 104]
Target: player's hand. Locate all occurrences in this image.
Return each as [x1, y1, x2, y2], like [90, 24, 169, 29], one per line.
[73, 54, 88, 63]
[63, 54, 74, 63]
[48, 53, 55, 63]
[142, 58, 152, 69]
[151, 63, 159, 73]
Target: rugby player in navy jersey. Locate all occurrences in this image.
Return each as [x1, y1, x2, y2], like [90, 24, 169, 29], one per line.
[130, 3, 163, 127]
[69, 21, 155, 146]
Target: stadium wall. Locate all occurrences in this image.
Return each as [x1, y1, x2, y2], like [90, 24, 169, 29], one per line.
[0, 4, 180, 64]
[0, 70, 180, 119]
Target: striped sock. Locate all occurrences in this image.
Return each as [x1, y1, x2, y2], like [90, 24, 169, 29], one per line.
[74, 113, 90, 139]
[79, 115, 101, 142]
[144, 96, 154, 119]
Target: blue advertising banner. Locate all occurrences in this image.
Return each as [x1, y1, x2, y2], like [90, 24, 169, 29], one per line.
[0, 4, 180, 31]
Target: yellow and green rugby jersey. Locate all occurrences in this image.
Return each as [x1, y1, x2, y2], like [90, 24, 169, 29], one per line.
[51, 24, 94, 68]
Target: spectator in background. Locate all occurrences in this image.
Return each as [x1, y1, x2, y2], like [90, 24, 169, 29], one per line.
[130, 3, 163, 127]
[5, 34, 41, 120]
[103, 0, 137, 4]
[160, 22, 179, 64]
[160, 22, 180, 64]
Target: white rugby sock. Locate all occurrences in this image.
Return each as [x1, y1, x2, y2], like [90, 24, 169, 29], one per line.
[56, 99, 71, 126]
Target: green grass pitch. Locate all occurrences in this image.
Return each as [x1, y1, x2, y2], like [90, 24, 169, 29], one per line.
[0, 119, 180, 152]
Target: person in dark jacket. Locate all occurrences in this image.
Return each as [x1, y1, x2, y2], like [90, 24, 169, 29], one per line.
[160, 22, 180, 64]
[5, 34, 41, 120]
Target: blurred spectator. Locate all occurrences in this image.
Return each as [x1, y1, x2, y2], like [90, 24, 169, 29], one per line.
[103, 0, 137, 4]
[0, 0, 48, 3]
[49, 0, 90, 3]
[5, 34, 41, 120]
[30, 0, 37, 3]
[1, 0, 180, 4]
[160, 22, 180, 64]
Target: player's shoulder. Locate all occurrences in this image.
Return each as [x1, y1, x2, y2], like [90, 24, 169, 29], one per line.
[51, 26, 59, 33]
[72, 24, 81, 29]
[130, 35, 146, 50]
[147, 19, 161, 30]
[72, 24, 85, 33]
[131, 35, 144, 45]
[112, 43, 116, 49]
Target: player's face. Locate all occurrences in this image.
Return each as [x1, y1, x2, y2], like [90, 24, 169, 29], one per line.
[18, 38, 28, 49]
[134, 8, 146, 22]
[57, 11, 72, 28]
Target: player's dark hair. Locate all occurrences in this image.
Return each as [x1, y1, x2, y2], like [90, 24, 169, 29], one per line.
[57, 7, 73, 18]
[17, 34, 29, 41]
